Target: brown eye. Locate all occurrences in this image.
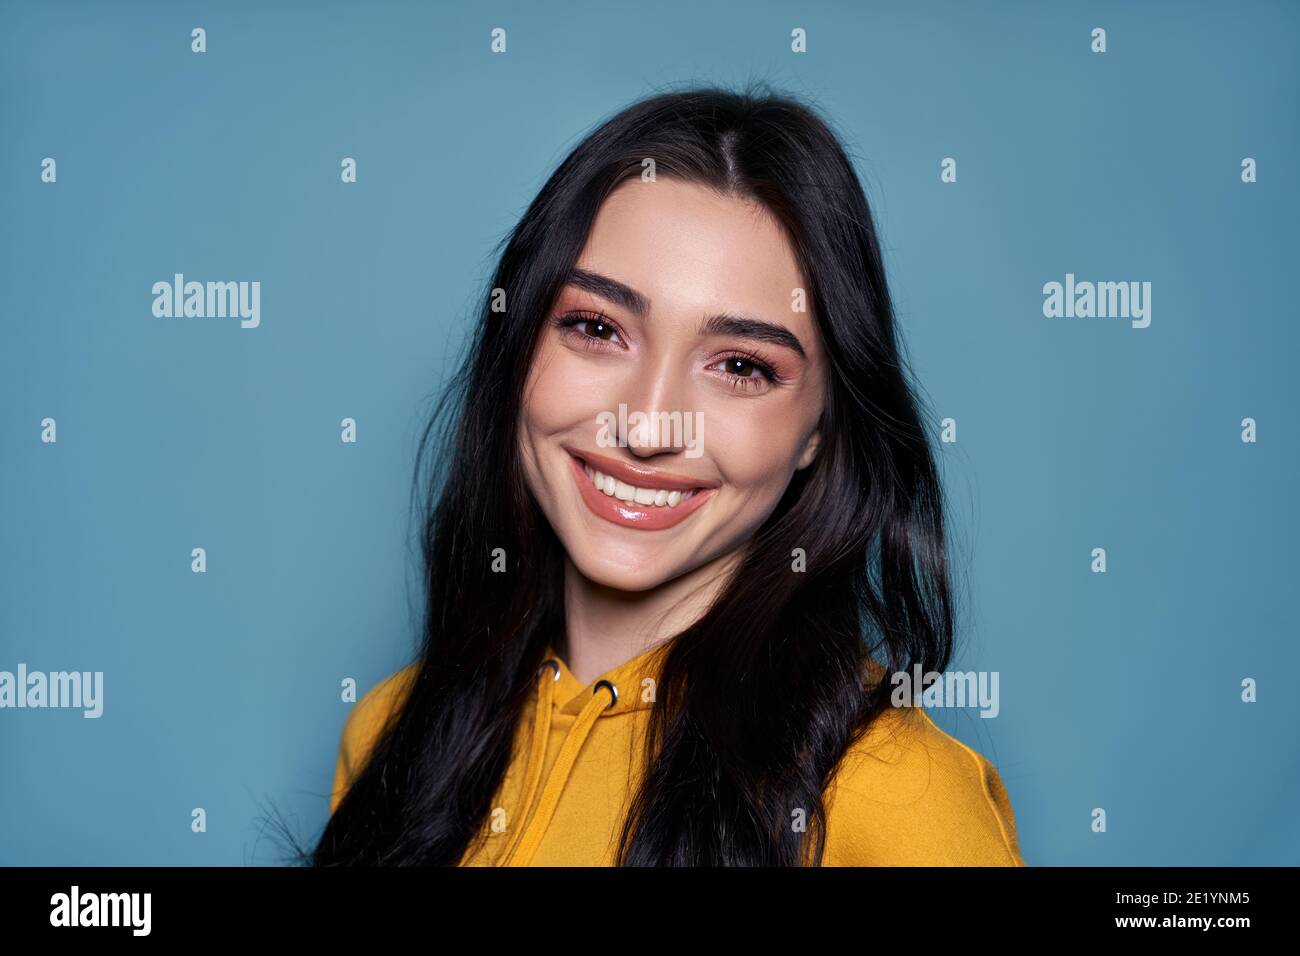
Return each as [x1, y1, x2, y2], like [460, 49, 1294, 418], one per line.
[553, 311, 624, 349]
[711, 353, 776, 383]
[707, 352, 779, 395]
[580, 319, 617, 341]
[723, 357, 760, 378]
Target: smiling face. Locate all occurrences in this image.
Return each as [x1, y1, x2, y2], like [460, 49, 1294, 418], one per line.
[517, 177, 827, 592]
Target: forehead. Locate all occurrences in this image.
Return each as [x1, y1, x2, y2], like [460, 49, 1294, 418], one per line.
[570, 178, 812, 334]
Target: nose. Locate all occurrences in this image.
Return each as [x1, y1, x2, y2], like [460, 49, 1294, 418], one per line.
[617, 352, 695, 459]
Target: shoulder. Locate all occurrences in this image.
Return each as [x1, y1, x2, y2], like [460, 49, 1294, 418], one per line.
[330, 663, 420, 814]
[821, 703, 1025, 866]
[343, 663, 420, 749]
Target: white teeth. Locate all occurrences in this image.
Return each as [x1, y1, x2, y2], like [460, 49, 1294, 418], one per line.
[584, 465, 702, 508]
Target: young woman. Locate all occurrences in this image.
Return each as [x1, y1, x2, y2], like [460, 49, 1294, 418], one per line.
[315, 83, 1026, 866]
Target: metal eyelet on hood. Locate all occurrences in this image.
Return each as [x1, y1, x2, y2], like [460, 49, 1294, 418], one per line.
[594, 679, 618, 709]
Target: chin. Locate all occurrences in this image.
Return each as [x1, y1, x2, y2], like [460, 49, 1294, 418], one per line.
[564, 540, 683, 592]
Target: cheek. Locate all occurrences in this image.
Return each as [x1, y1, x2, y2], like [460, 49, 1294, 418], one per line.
[700, 395, 813, 493]
[520, 339, 623, 437]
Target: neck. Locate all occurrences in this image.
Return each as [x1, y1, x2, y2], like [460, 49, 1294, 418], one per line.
[559, 549, 742, 685]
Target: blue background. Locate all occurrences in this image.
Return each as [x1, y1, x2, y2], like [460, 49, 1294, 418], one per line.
[1, 0, 1296, 865]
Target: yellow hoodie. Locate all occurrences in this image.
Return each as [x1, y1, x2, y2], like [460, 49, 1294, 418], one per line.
[330, 641, 1026, 866]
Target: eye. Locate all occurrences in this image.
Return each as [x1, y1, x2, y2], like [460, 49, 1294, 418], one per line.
[708, 352, 779, 394]
[552, 311, 624, 350]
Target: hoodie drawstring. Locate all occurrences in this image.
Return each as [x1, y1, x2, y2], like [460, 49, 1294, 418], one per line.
[500, 659, 618, 867]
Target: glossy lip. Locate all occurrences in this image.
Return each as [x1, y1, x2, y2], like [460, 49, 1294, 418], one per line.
[563, 444, 721, 492]
[565, 449, 718, 531]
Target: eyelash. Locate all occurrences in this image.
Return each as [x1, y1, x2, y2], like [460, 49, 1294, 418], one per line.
[550, 311, 782, 393]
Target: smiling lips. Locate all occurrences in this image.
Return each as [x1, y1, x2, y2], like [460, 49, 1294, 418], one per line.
[565, 447, 718, 531]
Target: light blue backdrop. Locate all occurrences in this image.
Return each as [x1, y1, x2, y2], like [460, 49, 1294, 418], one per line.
[2, 0, 1296, 865]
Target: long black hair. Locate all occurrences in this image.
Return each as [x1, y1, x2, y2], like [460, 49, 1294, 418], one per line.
[311, 81, 953, 866]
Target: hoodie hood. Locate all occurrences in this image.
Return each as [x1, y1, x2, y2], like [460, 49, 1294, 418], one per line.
[497, 640, 670, 866]
[546, 641, 669, 716]
[332, 640, 1026, 866]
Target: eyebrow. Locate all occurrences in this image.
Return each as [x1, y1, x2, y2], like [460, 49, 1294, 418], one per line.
[564, 267, 807, 359]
